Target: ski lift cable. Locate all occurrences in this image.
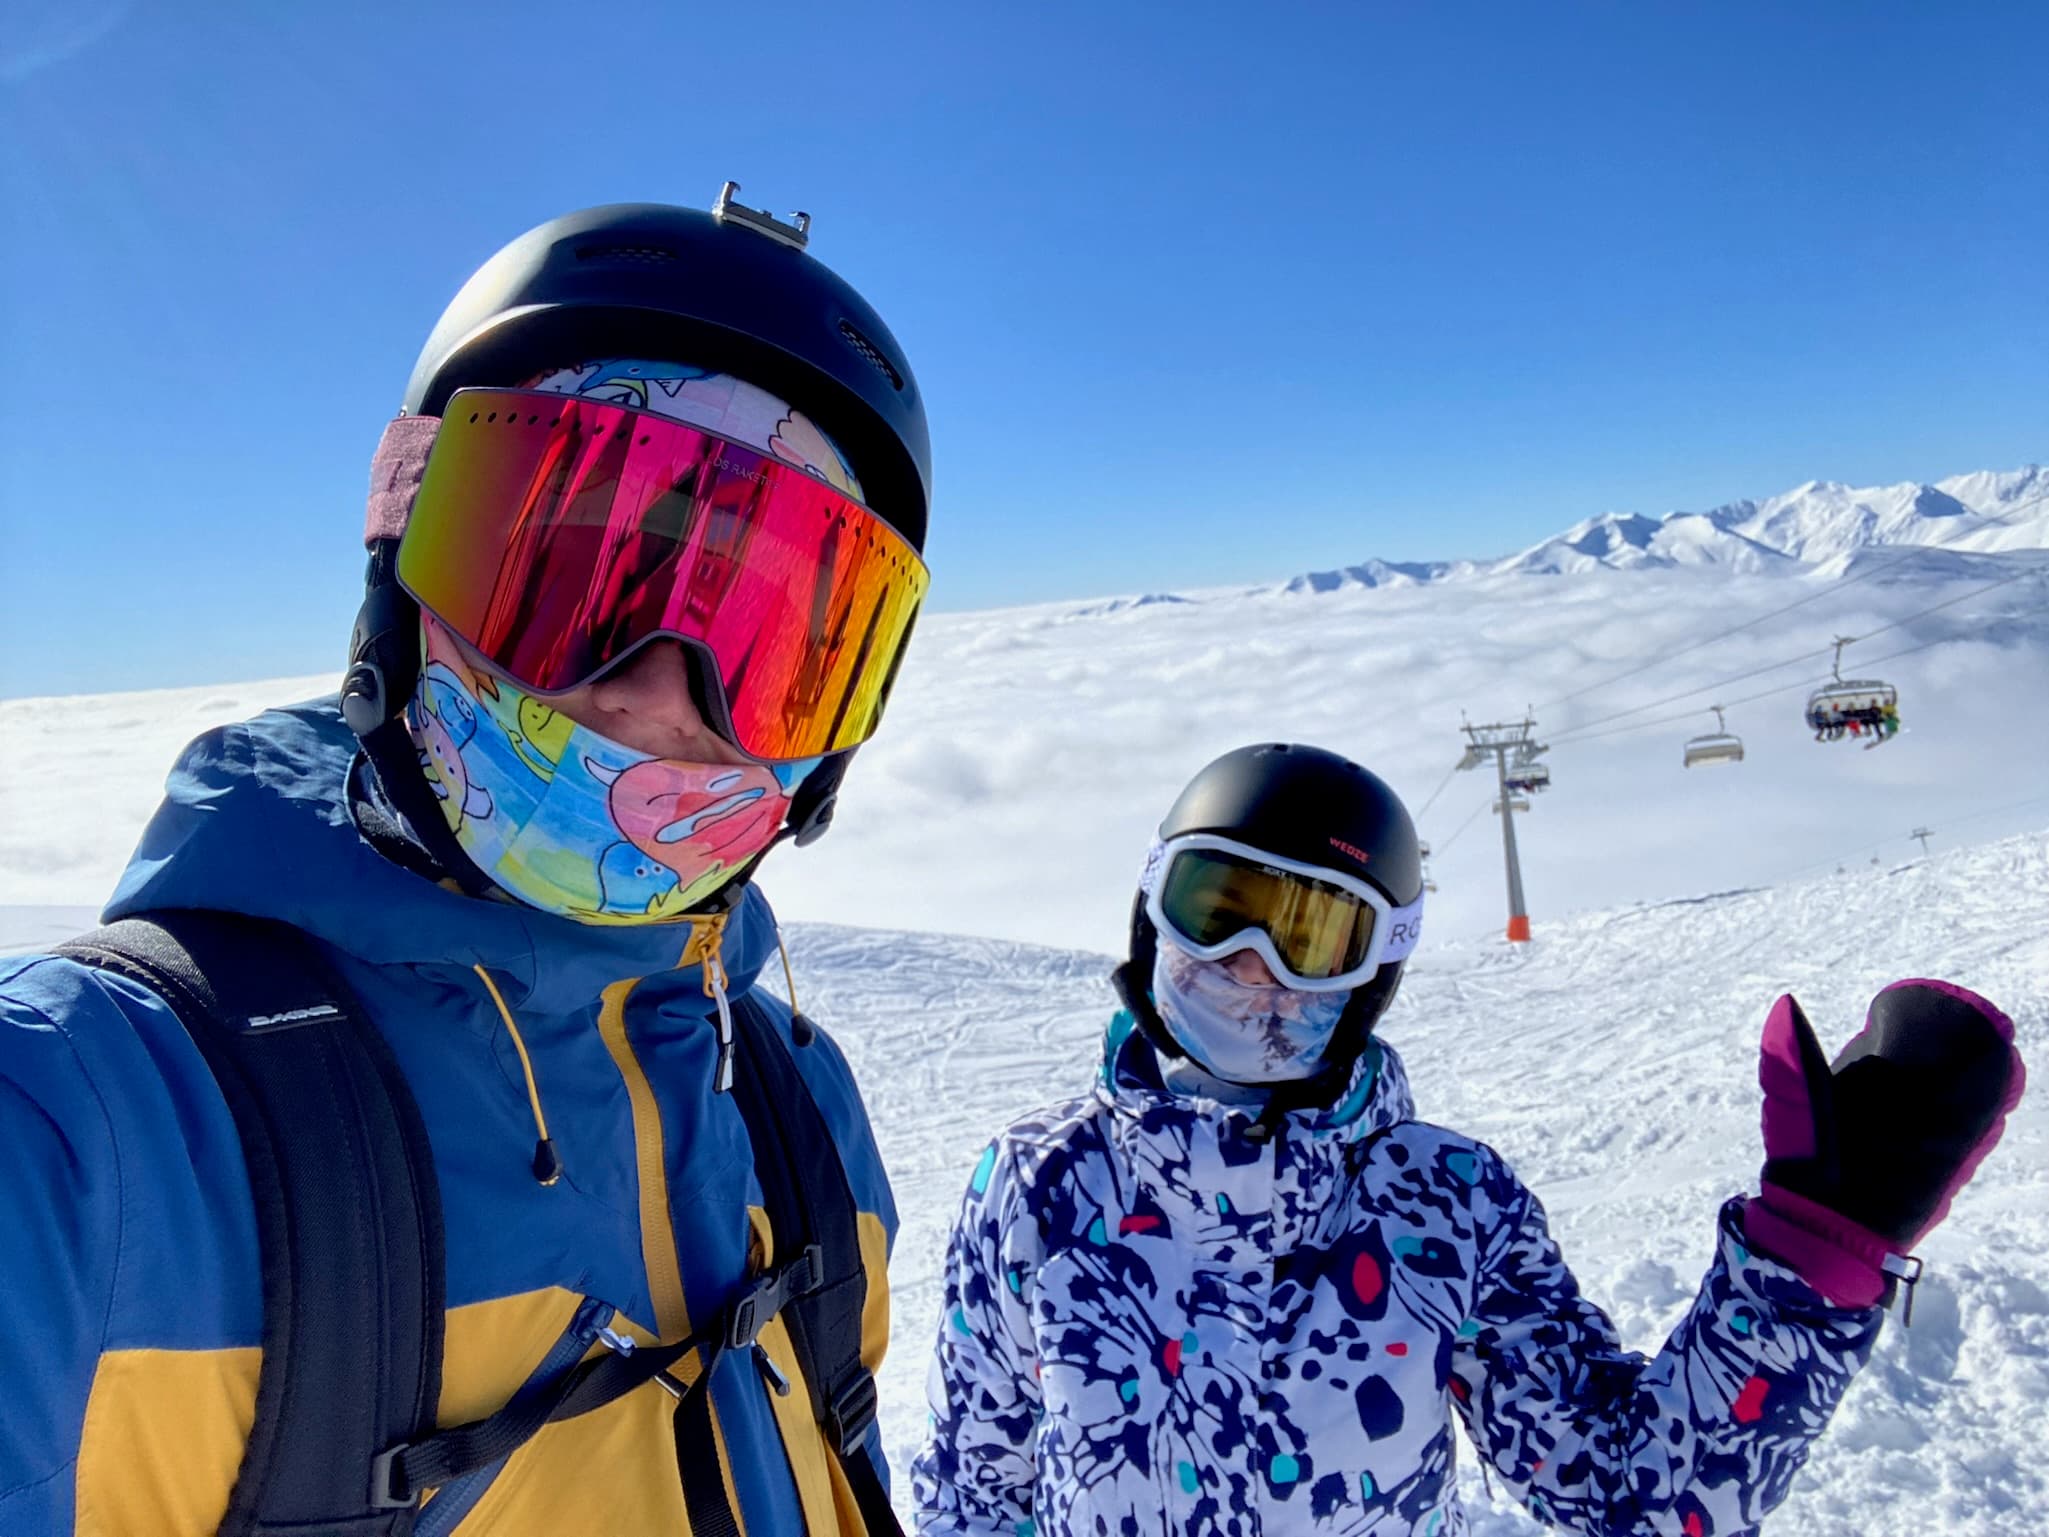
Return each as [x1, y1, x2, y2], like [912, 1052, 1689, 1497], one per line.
[1411, 761, 1461, 823]
[1550, 567, 2036, 742]
[1551, 645, 1926, 747]
[1434, 798, 1492, 856]
[1927, 789, 2049, 833]
[1534, 486, 2049, 712]
[1544, 568, 2038, 744]
[1771, 789, 2049, 883]
[1555, 612, 2043, 747]
[1549, 601, 2049, 747]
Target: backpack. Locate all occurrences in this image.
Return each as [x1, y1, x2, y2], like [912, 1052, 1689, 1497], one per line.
[58, 909, 902, 1537]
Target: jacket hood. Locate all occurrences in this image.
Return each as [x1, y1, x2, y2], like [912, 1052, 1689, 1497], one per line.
[1097, 1009, 1416, 1144]
[105, 697, 778, 1015]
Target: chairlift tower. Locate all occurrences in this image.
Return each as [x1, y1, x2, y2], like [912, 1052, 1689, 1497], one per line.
[1457, 715, 1546, 942]
[1911, 827, 1934, 857]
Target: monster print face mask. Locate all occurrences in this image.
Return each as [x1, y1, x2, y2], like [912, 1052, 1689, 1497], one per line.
[406, 614, 814, 924]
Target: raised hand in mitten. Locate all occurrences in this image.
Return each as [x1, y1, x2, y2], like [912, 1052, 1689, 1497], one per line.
[1744, 980, 2026, 1312]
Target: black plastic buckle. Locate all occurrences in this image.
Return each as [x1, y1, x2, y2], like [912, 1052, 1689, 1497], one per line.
[824, 1372, 879, 1457]
[726, 1244, 825, 1351]
[367, 1444, 414, 1510]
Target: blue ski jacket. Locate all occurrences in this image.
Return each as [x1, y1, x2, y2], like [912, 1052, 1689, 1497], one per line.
[0, 699, 897, 1535]
[913, 1016, 1883, 1536]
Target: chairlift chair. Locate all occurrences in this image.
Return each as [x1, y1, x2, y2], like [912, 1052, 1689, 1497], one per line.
[1683, 705, 1745, 768]
[1492, 796, 1532, 814]
[1505, 739, 1551, 794]
[1804, 637, 1900, 747]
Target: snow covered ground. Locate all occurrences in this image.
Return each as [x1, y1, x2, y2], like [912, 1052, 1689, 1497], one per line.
[805, 827, 2049, 1536]
[5, 833, 2043, 1533]
[3, 465, 2046, 1532]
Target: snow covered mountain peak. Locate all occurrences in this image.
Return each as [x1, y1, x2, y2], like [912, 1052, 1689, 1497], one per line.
[1282, 556, 1467, 595]
[1286, 464, 2047, 592]
[1499, 507, 1792, 576]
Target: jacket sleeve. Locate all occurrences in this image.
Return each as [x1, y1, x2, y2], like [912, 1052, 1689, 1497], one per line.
[0, 965, 125, 1530]
[910, 1137, 1045, 1537]
[1450, 1151, 1883, 1537]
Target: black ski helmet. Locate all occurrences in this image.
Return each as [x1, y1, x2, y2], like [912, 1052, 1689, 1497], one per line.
[342, 188, 930, 901]
[1113, 743, 1425, 1116]
[401, 192, 928, 549]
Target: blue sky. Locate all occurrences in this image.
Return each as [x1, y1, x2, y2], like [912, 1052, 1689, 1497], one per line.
[2, 0, 2043, 695]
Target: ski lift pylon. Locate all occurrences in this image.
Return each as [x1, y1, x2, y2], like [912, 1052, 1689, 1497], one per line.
[1683, 704, 1745, 768]
[1804, 637, 1899, 747]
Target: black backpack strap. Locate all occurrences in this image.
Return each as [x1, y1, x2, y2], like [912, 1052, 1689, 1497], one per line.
[727, 996, 905, 1537]
[58, 911, 445, 1537]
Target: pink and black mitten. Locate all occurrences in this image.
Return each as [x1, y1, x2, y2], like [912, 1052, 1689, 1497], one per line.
[1746, 980, 2026, 1313]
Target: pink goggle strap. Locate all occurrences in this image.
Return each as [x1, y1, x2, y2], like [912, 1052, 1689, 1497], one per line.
[363, 415, 443, 545]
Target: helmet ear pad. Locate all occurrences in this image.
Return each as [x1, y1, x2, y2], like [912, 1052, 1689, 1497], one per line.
[787, 752, 847, 846]
[343, 553, 502, 900]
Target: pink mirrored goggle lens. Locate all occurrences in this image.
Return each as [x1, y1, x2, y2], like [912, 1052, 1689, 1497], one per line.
[395, 389, 927, 762]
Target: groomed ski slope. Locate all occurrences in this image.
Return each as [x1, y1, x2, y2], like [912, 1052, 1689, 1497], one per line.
[788, 826, 2049, 1536]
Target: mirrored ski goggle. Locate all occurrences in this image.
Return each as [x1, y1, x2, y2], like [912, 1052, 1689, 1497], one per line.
[395, 388, 928, 763]
[1145, 834, 1424, 991]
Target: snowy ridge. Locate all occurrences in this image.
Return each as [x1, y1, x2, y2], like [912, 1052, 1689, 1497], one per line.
[1284, 557, 1473, 595]
[790, 827, 2049, 1535]
[1497, 509, 1794, 577]
[1270, 464, 2047, 593]
[1491, 464, 2049, 576]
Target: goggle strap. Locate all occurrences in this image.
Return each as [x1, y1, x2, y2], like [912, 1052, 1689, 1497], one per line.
[1378, 895, 1425, 964]
[1138, 837, 1170, 897]
[364, 415, 442, 546]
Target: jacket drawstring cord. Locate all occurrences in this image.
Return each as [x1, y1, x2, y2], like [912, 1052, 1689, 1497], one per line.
[773, 924, 816, 1046]
[774, 926, 801, 1015]
[682, 913, 736, 1093]
[473, 963, 564, 1187]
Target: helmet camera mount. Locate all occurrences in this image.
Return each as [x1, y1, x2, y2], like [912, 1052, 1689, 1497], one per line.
[712, 181, 812, 250]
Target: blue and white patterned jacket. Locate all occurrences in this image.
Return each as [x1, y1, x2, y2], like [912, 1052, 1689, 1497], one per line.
[912, 1014, 1882, 1536]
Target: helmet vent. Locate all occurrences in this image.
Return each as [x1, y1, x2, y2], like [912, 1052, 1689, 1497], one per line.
[839, 319, 903, 391]
[574, 243, 678, 266]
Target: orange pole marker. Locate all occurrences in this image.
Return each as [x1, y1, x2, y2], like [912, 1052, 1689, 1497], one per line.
[1506, 914, 1531, 943]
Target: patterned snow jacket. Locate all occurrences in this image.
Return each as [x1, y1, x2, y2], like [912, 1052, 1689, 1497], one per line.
[0, 699, 896, 1536]
[913, 1013, 1883, 1537]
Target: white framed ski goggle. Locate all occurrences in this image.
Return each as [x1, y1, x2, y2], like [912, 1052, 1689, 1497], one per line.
[1142, 833, 1424, 992]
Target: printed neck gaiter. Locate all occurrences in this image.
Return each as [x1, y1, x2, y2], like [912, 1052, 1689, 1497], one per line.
[406, 618, 816, 924]
[1152, 938, 1348, 1086]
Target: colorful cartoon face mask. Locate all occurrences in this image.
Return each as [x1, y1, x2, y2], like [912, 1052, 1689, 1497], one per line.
[1152, 937, 1349, 1085]
[407, 615, 816, 924]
